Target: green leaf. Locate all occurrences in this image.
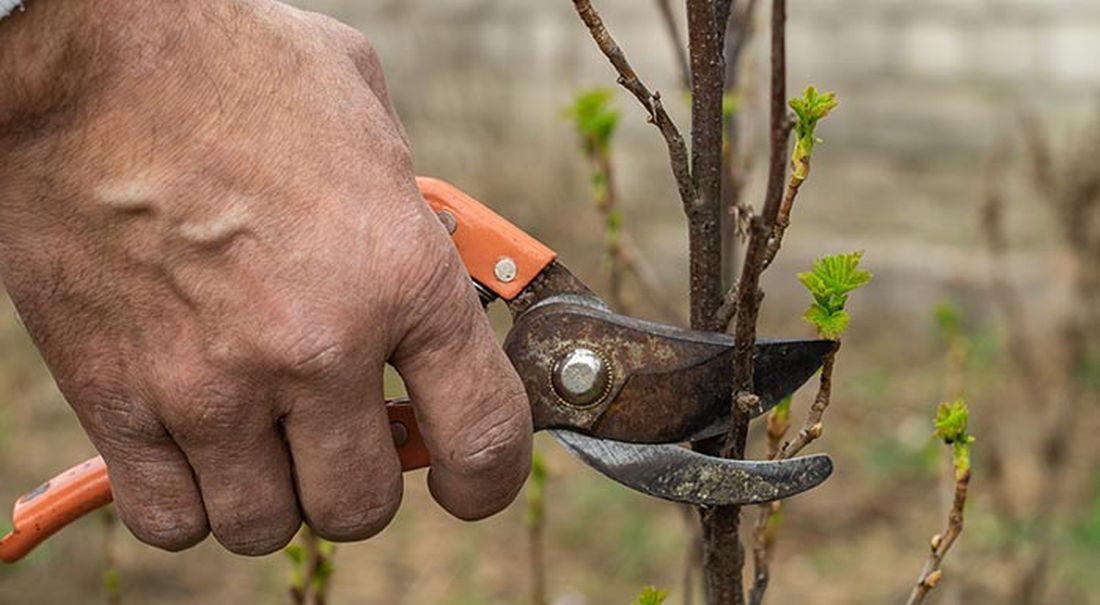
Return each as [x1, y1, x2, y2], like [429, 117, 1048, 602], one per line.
[632, 586, 669, 605]
[564, 89, 621, 153]
[798, 252, 871, 338]
[804, 305, 850, 339]
[934, 399, 972, 445]
[788, 86, 838, 178]
[933, 399, 976, 477]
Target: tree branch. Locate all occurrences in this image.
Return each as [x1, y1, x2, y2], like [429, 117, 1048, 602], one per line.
[571, 0, 697, 219]
[747, 345, 837, 604]
[696, 3, 784, 605]
[727, 0, 786, 449]
[686, 0, 729, 332]
[746, 391, 790, 605]
[777, 347, 834, 459]
[906, 468, 971, 605]
[720, 0, 762, 290]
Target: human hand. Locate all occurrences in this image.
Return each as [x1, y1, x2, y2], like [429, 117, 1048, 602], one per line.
[0, 0, 532, 555]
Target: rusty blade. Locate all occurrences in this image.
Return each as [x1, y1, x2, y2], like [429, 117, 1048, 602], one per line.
[505, 293, 835, 443]
[551, 430, 833, 506]
[680, 337, 834, 442]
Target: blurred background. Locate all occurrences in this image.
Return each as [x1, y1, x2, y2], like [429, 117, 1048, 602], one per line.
[2, 0, 1099, 603]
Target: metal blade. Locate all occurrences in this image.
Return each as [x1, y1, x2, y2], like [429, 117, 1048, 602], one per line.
[506, 290, 835, 443]
[552, 430, 834, 506]
[680, 337, 835, 442]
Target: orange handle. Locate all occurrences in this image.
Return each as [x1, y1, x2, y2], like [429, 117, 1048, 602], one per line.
[417, 177, 556, 300]
[0, 401, 430, 564]
[0, 177, 553, 564]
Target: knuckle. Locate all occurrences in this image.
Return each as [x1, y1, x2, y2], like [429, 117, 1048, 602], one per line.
[119, 501, 208, 552]
[308, 489, 401, 543]
[205, 317, 351, 381]
[80, 391, 164, 447]
[268, 324, 351, 381]
[448, 401, 532, 483]
[153, 370, 246, 438]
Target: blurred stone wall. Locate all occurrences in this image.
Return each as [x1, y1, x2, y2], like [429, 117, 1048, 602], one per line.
[290, 0, 1100, 331]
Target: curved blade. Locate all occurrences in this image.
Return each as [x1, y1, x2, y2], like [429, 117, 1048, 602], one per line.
[552, 430, 833, 506]
[506, 297, 835, 443]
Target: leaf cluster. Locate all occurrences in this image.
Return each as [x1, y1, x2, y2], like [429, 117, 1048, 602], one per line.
[934, 399, 976, 478]
[631, 586, 669, 605]
[789, 86, 838, 178]
[285, 533, 336, 600]
[798, 251, 872, 339]
[564, 89, 621, 154]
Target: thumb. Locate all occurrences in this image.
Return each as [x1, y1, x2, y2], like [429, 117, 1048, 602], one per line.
[390, 246, 532, 521]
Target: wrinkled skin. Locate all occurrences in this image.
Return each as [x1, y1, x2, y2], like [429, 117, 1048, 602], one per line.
[0, 0, 532, 555]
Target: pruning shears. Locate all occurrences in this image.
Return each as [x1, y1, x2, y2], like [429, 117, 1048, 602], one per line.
[0, 178, 835, 563]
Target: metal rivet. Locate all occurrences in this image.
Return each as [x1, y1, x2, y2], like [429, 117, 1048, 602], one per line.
[436, 210, 458, 235]
[390, 422, 409, 447]
[552, 348, 611, 407]
[494, 257, 518, 283]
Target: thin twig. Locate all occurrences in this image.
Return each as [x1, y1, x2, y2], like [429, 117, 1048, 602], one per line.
[746, 392, 790, 605]
[760, 123, 804, 271]
[906, 469, 971, 605]
[752, 338, 836, 602]
[726, 0, 787, 448]
[776, 348, 834, 459]
[288, 528, 335, 605]
[745, 353, 835, 605]
[720, 0, 762, 288]
[748, 345, 837, 604]
[571, 0, 697, 219]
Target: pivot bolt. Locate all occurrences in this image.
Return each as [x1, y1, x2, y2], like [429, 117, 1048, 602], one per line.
[552, 348, 611, 407]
